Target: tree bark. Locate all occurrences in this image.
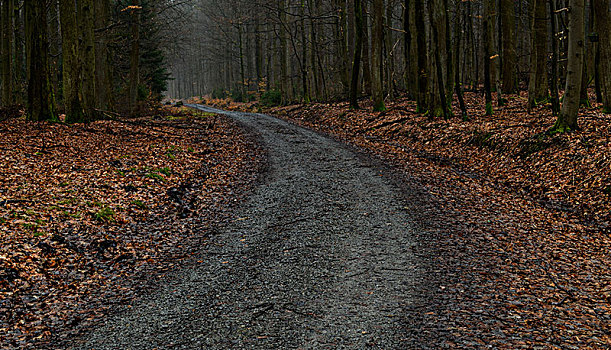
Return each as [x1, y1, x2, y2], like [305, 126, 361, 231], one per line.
[349, 0, 363, 109]
[554, 0, 585, 132]
[2, 0, 14, 105]
[593, 0, 611, 112]
[79, 0, 96, 119]
[528, 0, 548, 108]
[60, 0, 84, 122]
[371, 0, 386, 111]
[483, 0, 493, 115]
[414, 0, 427, 112]
[500, 0, 517, 93]
[95, 0, 112, 111]
[25, 0, 56, 121]
[129, 0, 141, 115]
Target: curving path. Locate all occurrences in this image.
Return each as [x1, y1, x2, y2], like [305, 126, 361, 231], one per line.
[74, 106, 423, 349]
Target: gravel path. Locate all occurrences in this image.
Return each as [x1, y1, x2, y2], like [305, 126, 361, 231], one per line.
[73, 106, 424, 349]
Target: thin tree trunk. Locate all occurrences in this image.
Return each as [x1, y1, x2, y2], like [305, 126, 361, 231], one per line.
[371, 0, 386, 111]
[361, 1, 372, 95]
[500, 0, 517, 93]
[95, 0, 112, 111]
[528, 0, 548, 108]
[60, 0, 84, 123]
[79, 0, 96, 120]
[25, 0, 56, 121]
[455, 0, 467, 119]
[349, 0, 363, 109]
[593, 0, 611, 112]
[483, 0, 493, 115]
[554, 0, 585, 132]
[414, 0, 427, 112]
[129, 0, 141, 115]
[2, 0, 14, 105]
[549, 0, 560, 116]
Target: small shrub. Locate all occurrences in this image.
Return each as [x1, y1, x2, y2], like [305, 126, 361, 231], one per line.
[94, 207, 115, 222]
[261, 89, 282, 107]
[131, 200, 147, 209]
[146, 172, 165, 182]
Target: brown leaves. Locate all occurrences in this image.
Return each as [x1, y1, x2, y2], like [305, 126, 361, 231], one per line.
[248, 93, 610, 348]
[0, 106, 262, 348]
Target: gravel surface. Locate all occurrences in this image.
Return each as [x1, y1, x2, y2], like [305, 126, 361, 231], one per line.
[73, 106, 426, 349]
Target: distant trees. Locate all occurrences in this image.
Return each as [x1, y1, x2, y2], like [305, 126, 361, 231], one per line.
[164, 0, 609, 131]
[0, 0, 177, 122]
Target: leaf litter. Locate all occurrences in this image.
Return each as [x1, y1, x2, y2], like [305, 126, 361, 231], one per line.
[0, 106, 263, 349]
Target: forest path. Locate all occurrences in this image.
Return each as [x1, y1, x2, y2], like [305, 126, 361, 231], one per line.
[74, 106, 422, 349]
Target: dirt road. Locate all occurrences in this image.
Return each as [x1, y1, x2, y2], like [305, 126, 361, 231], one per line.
[74, 106, 426, 349]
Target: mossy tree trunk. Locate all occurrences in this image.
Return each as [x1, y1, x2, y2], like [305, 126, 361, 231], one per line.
[25, 0, 56, 121]
[553, 0, 585, 132]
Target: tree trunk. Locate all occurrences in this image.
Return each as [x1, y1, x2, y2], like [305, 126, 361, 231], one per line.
[349, 0, 363, 109]
[129, 0, 141, 115]
[593, 0, 611, 112]
[79, 0, 96, 120]
[361, 1, 372, 95]
[549, 0, 560, 116]
[59, 0, 84, 123]
[483, 0, 493, 115]
[95, 0, 112, 111]
[2, 0, 14, 105]
[25, 0, 56, 121]
[414, 0, 427, 112]
[428, 0, 449, 118]
[554, 0, 585, 132]
[500, 0, 517, 93]
[528, 0, 548, 108]
[455, 0, 467, 119]
[371, 0, 386, 111]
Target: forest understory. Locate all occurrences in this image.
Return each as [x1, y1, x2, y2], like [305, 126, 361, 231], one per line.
[0, 106, 263, 349]
[198, 91, 611, 348]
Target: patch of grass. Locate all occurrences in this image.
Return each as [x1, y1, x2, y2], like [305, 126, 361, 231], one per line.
[131, 200, 147, 209]
[0, 217, 6, 224]
[187, 146, 195, 153]
[516, 133, 558, 159]
[59, 182, 70, 187]
[58, 198, 77, 205]
[22, 222, 38, 231]
[195, 112, 216, 119]
[115, 169, 126, 176]
[146, 172, 165, 182]
[468, 130, 496, 150]
[94, 206, 115, 222]
[158, 167, 172, 176]
[604, 185, 611, 196]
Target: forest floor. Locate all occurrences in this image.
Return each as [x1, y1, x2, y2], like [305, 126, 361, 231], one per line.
[198, 92, 611, 348]
[0, 106, 263, 349]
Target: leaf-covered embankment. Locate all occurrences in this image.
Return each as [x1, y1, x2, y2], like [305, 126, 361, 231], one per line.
[265, 94, 610, 348]
[0, 106, 263, 349]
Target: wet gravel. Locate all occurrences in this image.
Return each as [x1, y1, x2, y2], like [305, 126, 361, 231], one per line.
[73, 106, 426, 349]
